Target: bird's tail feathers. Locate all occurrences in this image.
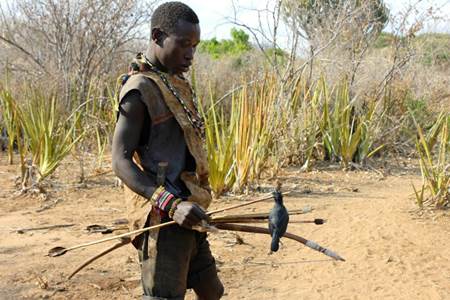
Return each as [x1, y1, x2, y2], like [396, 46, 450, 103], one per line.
[271, 236, 280, 252]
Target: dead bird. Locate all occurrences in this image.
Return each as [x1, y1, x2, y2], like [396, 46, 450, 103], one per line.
[268, 187, 289, 252]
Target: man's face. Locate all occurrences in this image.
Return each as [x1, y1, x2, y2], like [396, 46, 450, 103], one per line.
[157, 19, 200, 75]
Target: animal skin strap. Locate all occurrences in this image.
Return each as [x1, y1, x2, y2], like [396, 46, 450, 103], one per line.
[135, 53, 205, 139]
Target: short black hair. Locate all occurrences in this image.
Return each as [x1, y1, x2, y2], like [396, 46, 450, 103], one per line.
[151, 2, 199, 34]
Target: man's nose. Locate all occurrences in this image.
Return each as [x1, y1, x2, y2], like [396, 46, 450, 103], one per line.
[185, 47, 195, 60]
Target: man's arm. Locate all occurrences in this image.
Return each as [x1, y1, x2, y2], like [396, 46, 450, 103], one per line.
[112, 91, 155, 199]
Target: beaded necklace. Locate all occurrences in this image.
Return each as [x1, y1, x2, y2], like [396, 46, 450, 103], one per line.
[138, 53, 205, 140]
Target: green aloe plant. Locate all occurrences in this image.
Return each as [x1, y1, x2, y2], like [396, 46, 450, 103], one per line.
[17, 90, 83, 184]
[0, 88, 19, 164]
[413, 112, 449, 208]
[201, 84, 237, 197]
[321, 79, 384, 168]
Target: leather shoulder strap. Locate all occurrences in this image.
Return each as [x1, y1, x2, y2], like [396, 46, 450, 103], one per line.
[119, 73, 169, 120]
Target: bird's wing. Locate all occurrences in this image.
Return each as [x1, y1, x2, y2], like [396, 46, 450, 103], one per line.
[279, 210, 289, 234]
[268, 218, 275, 235]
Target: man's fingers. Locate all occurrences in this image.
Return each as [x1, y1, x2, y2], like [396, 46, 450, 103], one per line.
[181, 220, 194, 228]
[184, 212, 199, 225]
[172, 201, 210, 228]
[177, 216, 194, 228]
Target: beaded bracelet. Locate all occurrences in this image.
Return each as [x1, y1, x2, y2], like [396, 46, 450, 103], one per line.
[168, 198, 183, 218]
[150, 186, 165, 205]
[150, 186, 179, 214]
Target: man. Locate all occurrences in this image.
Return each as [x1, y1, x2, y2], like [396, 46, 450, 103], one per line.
[112, 2, 224, 299]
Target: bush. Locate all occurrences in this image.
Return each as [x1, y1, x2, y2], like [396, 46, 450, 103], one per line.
[199, 28, 252, 59]
[416, 33, 450, 67]
[413, 112, 449, 209]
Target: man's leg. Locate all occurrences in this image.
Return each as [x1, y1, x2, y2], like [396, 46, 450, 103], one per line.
[187, 233, 224, 300]
[139, 224, 197, 299]
[193, 274, 224, 300]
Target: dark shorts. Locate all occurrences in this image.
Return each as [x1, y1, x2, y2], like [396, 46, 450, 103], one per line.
[138, 220, 220, 300]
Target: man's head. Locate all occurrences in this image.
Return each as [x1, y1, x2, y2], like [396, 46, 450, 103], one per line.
[150, 2, 200, 75]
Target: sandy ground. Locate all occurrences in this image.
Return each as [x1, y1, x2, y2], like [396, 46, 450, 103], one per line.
[0, 153, 449, 300]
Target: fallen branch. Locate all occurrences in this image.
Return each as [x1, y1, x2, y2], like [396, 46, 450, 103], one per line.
[35, 198, 63, 213]
[17, 224, 75, 234]
[84, 168, 113, 179]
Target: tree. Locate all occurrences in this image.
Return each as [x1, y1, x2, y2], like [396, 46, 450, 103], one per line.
[283, 0, 388, 47]
[199, 28, 252, 59]
[0, 0, 158, 106]
[282, 0, 389, 85]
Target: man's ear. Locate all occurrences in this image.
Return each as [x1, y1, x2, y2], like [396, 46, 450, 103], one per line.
[151, 28, 166, 47]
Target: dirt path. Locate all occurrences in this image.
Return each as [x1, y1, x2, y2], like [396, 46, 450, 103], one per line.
[0, 156, 449, 299]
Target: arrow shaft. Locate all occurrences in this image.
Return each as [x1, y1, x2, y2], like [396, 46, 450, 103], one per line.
[214, 223, 345, 261]
[60, 192, 292, 253]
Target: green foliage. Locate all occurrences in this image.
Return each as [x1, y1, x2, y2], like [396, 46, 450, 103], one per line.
[373, 33, 450, 66]
[265, 47, 289, 65]
[0, 73, 125, 190]
[17, 90, 83, 183]
[200, 84, 237, 196]
[412, 112, 449, 209]
[0, 83, 84, 188]
[203, 74, 393, 196]
[0, 88, 19, 164]
[416, 33, 450, 66]
[373, 32, 396, 48]
[320, 79, 383, 168]
[82, 78, 119, 166]
[406, 97, 433, 129]
[199, 28, 252, 59]
[233, 76, 276, 190]
[202, 75, 278, 195]
[278, 76, 322, 171]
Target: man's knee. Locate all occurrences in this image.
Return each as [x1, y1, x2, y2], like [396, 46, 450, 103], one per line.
[214, 281, 225, 299]
[194, 277, 224, 300]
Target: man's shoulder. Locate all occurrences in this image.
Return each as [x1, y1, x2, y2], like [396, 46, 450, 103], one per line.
[124, 73, 160, 91]
[120, 73, 162, 102]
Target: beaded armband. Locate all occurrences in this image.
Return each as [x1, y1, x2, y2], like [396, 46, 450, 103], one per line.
[150, 186, 182, 217]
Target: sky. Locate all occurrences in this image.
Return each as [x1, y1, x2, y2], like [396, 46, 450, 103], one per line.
[1, 0, 448, 49]
[171, 0, 450, 48]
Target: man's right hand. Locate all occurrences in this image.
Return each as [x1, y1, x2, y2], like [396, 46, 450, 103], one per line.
[172, 201, 210, 228]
